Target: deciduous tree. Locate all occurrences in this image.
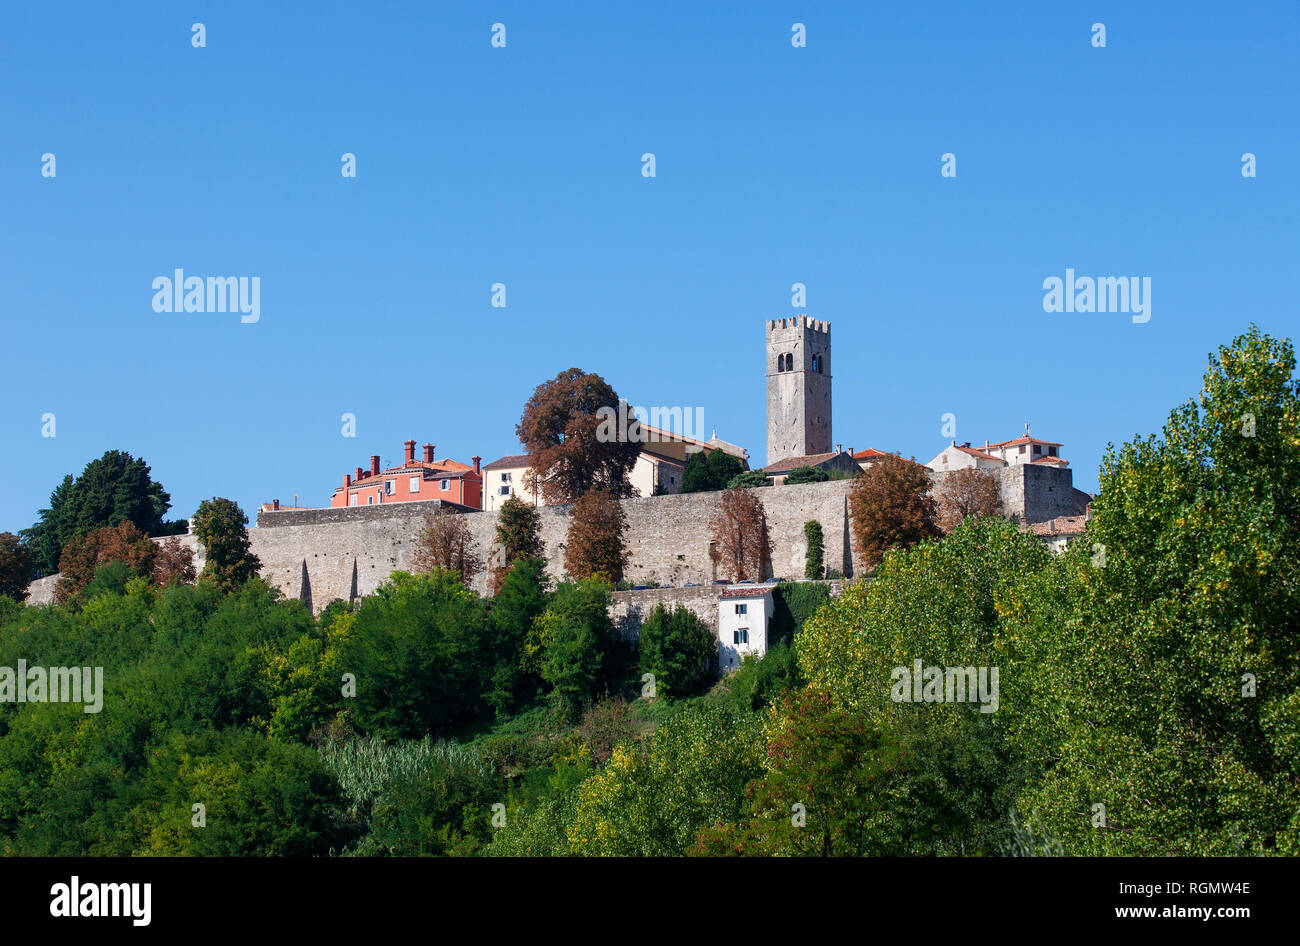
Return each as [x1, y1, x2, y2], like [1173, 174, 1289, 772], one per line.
[516, 368, 638, 504]
[934, 467, 1001, 533]
[412, 509, 484, 588]
[152, 536, 197, 589]
[564, 489, 628, 582]
[56, 520, 157, 603]
[709, 487, 770, 582]
[191, 497, 261, 592]
[848, 456, 939, 570]
[489, 494, 543, 593]
[0, 533, 33, 601]
[638, 603, 716, 699]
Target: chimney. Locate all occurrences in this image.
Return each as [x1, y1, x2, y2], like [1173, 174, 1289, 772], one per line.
[472, 455, 481, 474]
[963, 441, 971, 448]
[404, 439, 416, 465]
[423, 443, 435, 463]
[355, 466, 364, 481]
[273, 499, 280, 510]
[835, 443, 842, 455]
[370, 455, 380, 476]
[344, 473, 351, 488]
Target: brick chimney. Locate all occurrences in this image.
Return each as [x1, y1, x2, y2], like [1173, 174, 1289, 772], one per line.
[404, 439, 416, 465]
[355, 466, 364, 481]
[423, 443, 435, 463]
[472, 455, 481, 474]
[344, 473, 351, 488]
[370, 455, 380, 476]
[273, 499, 280, 510]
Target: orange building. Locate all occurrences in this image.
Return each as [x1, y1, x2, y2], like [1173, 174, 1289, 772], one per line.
[330, 440, 483, 509]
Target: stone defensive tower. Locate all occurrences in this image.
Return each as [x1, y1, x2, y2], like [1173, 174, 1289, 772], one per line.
[766, 315, 832, 467]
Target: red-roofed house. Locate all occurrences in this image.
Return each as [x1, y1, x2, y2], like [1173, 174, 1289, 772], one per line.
[330, 440, 483, 509]
[927, 426, 1068, 473]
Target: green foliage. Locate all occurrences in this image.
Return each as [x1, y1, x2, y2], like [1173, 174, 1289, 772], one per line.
[531, 579, 617, 720]
[191, 497, 261, 592]
[564, 703, 765, 855]
[322, 736, 497, 856]
[769, 580, 832, 646]
[1011, 326, 1300, 855]
[681, 450, 746, 494]
[21, 451, 184, 576]
[0, 533, 33, 601]
[726, 470, 770, 489]
[333, 570, 491, 739]
[484, 557, 550, 715]
[804, 520, 824, 578]
[713, 639, 805, 712]
[785, 465, 829, 484]
[637, 603, 716, 699]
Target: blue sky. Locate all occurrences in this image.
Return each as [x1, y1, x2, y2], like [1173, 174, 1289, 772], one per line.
[2, 1, 1296, 533]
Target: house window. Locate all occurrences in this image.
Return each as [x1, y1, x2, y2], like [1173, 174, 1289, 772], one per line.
[1049, 446, 1058, 457]
[735, 603, 747, 614]
[409, 476, 420, 493]
[501, 472, 511, 482]
[385, 479, 396, 495]
[498, 485, 511, 496]
[733, 628, 749, 645]
[349, 494, 358, 506]
[367, 496, 374, 505]
[1033, 445, 1042, 455]
[1019, 445, 1026, 455]
[439, 479, 450, 491]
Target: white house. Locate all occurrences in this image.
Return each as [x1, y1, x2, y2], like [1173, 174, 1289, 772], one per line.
[926, 442, 1006, 473]
[717, 583, 777, 670]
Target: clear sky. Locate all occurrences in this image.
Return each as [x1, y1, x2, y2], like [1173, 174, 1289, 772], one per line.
[2, 1, 1296, 533]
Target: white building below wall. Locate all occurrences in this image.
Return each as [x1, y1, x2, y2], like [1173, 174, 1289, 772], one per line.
[717, 583, 777, 670]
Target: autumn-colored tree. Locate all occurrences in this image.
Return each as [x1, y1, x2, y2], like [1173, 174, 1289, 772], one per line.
[0, 533, 34, 601]
[563, 490, 628, 582]
[153, 536, 198, 588]
[934, 467, 1001, 533]
[412, 510, 484, 587]
[191, 497, 261, 592]
[848, 455, 939, 571]
[516, 369, 638, 504]
[709, 487, 770, 582]
[56, 521, 157, 602]
[489, 494, 543, 594]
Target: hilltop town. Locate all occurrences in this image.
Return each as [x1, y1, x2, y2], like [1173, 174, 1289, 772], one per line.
[29, 317, 1093, 668]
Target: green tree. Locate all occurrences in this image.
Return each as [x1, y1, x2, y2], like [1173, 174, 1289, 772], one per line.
[490, 495, 544, 592]
[681, 450, 746, 494]
[484, 557, 550, 715]
[565, 703, 765, 856]
[21, 451, 184, 576]
[797, 516, 1053, 854]
[530, 578, 616, 720]
[785, 465, 829, 484]
[1012, 326, 1300, 855]
[191, 497, 261, 592]
[726, 470, 770, 489]
[0, 533, 33, 601]
[638, 603, 716, 699]
[332, 570, 491, 739]
[804, 520, 824, 578]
